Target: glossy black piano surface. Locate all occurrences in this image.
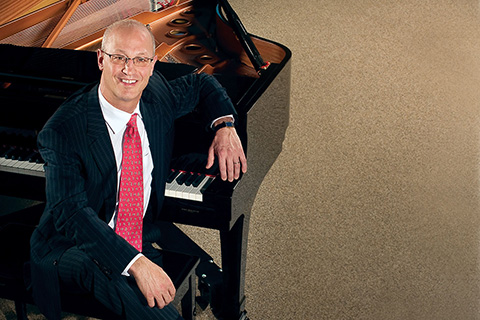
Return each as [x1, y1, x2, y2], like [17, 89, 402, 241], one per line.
[0, 1, 291, 318]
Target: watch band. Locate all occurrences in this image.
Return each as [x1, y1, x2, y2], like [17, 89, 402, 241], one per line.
[213, 121, 235, 133]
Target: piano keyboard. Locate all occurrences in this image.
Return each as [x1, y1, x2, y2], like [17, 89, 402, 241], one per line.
[0, 149, 217, 202]
[0, 142, 45, 177]
[165, 169, 215, 202]
[0, 157, 45, 177]
[164, 154, 218, 202]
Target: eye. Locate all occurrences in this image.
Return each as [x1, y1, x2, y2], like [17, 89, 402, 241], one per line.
[112, 55, 126, 62]
[136, 57, 148, 63]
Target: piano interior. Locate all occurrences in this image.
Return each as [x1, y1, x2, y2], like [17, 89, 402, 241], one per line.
[0, 0, 291, 319]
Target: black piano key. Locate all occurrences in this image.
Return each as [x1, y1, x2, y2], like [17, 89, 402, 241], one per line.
[200, 177, 214, 194]
[25, 151, 38, 162]
[184, 173, 197, 186]
[192, 174, 205, 187]
[11, 147, 31, 161]
[166, 169, 178, 183]
[3, 147, 15, 159]
[175, 172, 188, 185]
[205, 162, 218, 176]
[0, 145, 11, 157]
[29, 153, 44, 163]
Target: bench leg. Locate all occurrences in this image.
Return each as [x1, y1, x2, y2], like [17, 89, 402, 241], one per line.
[14, 300, 28, 320]
[181, 274, 196, 320]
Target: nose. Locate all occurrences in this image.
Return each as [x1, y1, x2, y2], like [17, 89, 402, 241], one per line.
[122, 58, 135, 74]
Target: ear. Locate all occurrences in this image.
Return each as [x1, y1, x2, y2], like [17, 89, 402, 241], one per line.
[97, 49, 104, 71]
[149, 55, 158, 76]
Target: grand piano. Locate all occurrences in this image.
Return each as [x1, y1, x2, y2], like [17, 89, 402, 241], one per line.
[0, 0, 291, 319]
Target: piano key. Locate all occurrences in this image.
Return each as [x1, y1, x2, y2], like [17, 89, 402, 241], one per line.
[166, 169, 179, 183]
[164, 172, 216, 202]
[183, 172, 197, 186]
[0, 157, 13, 167]
[1, 147, 14, 158]
[174, 183, 190, 199]
[175, 171, 189, 185]
[18, 160, 35, 169]
[191, 174, 205, 187]
[193, 176, 215, 201]
[11, 148, 31, 161]
[165, 172, 185, 198]
[0, 158, 44, 177]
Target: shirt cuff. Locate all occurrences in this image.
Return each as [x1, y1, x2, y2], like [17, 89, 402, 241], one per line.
[122, 253, 144, 276]
[210, 115, 234, 129]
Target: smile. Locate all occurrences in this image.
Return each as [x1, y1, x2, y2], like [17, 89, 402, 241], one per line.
[121, 79, 137, 84]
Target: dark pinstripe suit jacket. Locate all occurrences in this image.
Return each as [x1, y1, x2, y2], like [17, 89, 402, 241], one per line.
[30, 70, 235, 319]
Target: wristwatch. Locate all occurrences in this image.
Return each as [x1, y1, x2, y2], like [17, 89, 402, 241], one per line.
[213, 121, 235, 133]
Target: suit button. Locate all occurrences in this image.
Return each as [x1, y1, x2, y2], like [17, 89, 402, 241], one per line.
[53, 260, 58, 266]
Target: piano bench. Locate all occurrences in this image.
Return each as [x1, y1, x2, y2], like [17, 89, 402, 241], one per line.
[0, 222, 200, 320]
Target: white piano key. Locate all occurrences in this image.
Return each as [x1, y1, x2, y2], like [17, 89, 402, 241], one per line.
[163, 171, 216, 202]
[23, 162, 39, 170]
[32, 163, 45, 172]
[165, 172, 185, 198]
[174, 183, 190, 199]
[1, 158, 16, 167]
[191, 176, 215, 202]
[18, 160, 33, 169]
[0, 158, 45, 177]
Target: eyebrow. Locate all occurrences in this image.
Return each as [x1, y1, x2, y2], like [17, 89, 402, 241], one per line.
[111, 50, 152, 57]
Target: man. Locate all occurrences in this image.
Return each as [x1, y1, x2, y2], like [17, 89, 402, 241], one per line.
[30, 19, 247, 320]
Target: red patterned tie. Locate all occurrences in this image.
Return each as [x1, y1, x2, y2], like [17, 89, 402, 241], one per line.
[116, 114, 143, 251]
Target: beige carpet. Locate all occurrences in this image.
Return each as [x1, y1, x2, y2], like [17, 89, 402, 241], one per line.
[3, 0, 480, 319]
[231, 0, 480, 319]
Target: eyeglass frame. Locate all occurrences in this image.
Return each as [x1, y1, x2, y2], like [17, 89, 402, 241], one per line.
[101, 50, 155, 67]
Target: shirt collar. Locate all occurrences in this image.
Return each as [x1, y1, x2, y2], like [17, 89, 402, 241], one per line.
[98, 87, 142, 134]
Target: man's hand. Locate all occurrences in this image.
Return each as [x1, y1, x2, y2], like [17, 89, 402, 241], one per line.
[207, 119, 247, 182]
[128, 256, 175, 309]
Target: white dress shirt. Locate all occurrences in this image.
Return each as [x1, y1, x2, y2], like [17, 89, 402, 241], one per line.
[98, 88, 153, 274]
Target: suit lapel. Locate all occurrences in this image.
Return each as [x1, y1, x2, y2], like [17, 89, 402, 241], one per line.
[86, 85, 117, 219]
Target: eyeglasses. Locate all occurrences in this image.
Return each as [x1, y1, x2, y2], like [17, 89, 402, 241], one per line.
[101, 50, 154, 67]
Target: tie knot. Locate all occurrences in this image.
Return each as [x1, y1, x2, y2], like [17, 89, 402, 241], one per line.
[127, 113, 138, 128]
[126, 114, 138, 137]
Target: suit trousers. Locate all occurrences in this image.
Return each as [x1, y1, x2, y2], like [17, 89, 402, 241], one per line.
[57, 243, 182, 320]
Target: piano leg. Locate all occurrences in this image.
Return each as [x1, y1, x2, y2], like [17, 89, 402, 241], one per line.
[216, 214, 250, 320]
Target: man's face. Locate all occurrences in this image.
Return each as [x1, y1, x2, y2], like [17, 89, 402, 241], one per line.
[97, 26, 157, 112]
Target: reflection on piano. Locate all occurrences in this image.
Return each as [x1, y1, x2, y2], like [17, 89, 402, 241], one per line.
[0, 0, 291, 319]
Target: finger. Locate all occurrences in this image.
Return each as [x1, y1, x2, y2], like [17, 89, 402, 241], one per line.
[147, 294, 156, 308]
[227, 158, 235, 182]
[168, 285, 176, 298]
[218, 157, 227, 181]
[165, 292, 174, 305]
[240, 154, 247, 173]
[155, 296, 166, 309]
[233, 160, 241, 180]
[206, 145, 215, 169]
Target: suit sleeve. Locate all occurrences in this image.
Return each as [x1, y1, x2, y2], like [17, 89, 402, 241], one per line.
[147, 71, 237, 126]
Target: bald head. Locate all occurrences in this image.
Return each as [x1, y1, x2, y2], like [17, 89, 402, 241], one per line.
[101, 20, 156, 55]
